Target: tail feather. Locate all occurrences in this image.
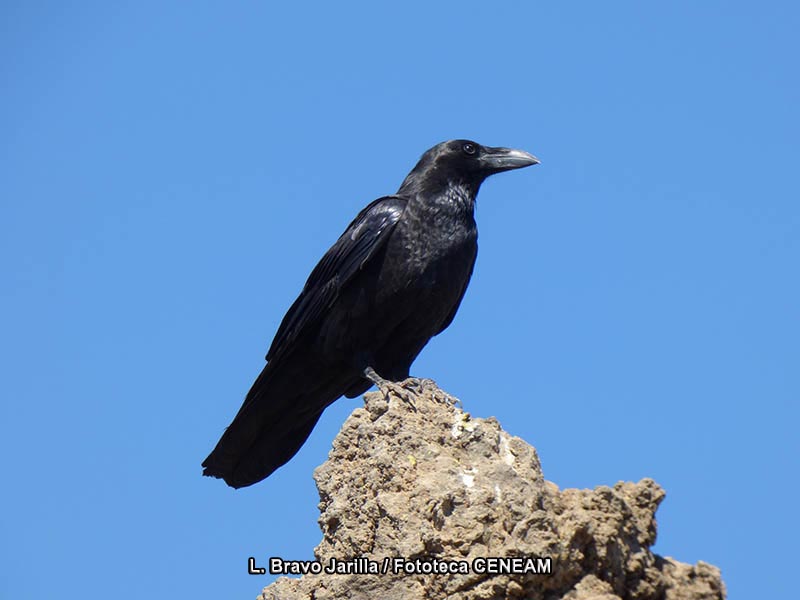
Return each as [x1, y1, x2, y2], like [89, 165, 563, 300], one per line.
[202, 362, 344, 488]
[213, 410, 323, 488]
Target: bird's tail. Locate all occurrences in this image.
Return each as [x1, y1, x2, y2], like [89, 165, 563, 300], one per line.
[202, 363, 338, 489]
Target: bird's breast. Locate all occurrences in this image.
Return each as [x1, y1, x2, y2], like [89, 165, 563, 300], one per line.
[377, 199, 477, 303]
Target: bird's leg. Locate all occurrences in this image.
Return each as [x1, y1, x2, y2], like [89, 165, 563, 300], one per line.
[362, 369, 461, 408]
[363, 367, 417, 409]
[400, 377, 462, 407]
[395, 377, 429, 393]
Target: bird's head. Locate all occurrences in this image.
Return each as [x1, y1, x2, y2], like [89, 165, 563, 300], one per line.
[398, 140, 539, 197]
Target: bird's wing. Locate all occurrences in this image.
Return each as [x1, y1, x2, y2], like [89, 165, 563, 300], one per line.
[266, 195, 407, 362]
[436, 244, 477, 335]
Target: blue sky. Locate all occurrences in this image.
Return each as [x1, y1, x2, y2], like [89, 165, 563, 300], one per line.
[2, 1, 798, 598]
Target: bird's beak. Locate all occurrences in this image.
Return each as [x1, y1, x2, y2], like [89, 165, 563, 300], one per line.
[480, 147, 540, 172]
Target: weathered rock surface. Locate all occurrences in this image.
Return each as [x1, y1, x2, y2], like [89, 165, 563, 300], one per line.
[259, 382, 725, 600]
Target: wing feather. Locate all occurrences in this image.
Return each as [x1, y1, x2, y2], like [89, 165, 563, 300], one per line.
[265, 196, 407, 361]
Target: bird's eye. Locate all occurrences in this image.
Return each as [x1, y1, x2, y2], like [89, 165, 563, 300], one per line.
[462, 143, 477, 156]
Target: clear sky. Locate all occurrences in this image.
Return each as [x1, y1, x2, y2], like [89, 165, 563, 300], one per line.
[2, 1, 797, 598]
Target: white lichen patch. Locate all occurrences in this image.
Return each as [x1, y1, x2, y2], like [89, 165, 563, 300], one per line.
[451, 411, 477, 439]
[499, 432, 516, 467]
[451, 416, 463, 438]
[460, 467, 477, 488]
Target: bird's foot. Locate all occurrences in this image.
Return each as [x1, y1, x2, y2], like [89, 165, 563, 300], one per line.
[396, 377, 461, 407]
[396, 376, 433, 395]
[363, 367, 418, 410]
[363, 368, 461, 408]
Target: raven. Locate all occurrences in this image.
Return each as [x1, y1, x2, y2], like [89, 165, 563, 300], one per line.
[203, 140, 538, 488]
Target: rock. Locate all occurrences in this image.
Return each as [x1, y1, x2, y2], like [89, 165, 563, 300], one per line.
[259, 381, 726, 600]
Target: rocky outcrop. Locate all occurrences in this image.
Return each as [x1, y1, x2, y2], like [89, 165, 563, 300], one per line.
[259, 381, 725, 600]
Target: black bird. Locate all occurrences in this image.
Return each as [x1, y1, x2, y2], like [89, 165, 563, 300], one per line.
[203, 140, 539, 488]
